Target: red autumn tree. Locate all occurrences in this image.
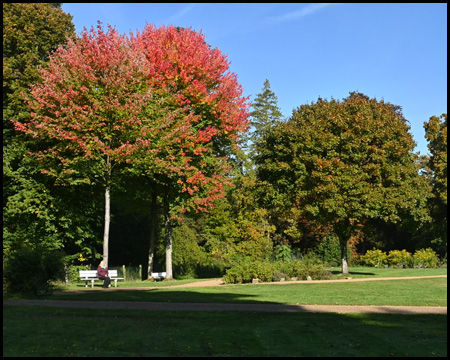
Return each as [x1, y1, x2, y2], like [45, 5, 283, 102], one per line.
[131, 25, 250, 279]
[13, 23, 153, 266]
[13, 23, 250, 276]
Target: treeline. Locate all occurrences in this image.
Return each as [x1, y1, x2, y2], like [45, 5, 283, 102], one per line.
[3, 4, 447, 287]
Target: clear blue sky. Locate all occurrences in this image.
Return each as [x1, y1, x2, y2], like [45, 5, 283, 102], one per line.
[61, 3, 447, 155]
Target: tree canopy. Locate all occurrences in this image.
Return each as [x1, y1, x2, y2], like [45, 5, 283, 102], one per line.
[423, 113, 447, 253]
[4, 6, 444, 281]
[3, 3, 78, 257]
[255, 92, 431, 274]
[249, 79, 284, 157]
[12, 23, 250, 275]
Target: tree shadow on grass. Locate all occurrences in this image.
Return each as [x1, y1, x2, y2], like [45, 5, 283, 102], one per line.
[329, 270, 376, 276]
[3, 300, 447, 357]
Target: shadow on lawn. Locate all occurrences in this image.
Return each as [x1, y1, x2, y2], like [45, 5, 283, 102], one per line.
[50, 288, 268, 304]
[6, 288, 447, 315]
[329, 270, 376, 276]
[2, 304, 448, 357]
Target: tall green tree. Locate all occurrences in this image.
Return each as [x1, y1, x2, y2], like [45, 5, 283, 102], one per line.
[250, 79, 284, 157]
[3, 3, 76, 256]
[256, 92, 431, 274]
[3, 3, 75, 135]
[423, 113, 447, 254]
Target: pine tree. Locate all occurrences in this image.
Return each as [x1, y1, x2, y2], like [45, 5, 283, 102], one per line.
[250, 79, 284, 157]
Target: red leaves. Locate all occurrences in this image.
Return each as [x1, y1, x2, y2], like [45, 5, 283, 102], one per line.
[13, 22, 249, 215]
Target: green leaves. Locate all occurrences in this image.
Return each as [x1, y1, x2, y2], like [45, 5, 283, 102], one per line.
[255, 92, 432, 267]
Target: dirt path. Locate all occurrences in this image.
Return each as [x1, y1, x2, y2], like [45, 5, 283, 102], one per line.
[3, 275, 447, 314]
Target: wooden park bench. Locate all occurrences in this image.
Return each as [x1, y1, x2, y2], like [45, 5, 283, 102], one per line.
[79, 269, 124, 288]
[151, 272, 167, 281]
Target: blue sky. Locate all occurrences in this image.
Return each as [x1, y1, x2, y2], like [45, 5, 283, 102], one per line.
[61, 3, 447, 155]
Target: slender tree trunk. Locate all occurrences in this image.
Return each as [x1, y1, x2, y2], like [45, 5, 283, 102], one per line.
[103, 155, 112, 267]
[164, 190, 173, 280]
[103, 183, 110, 267]
[147, 191, 157, 279]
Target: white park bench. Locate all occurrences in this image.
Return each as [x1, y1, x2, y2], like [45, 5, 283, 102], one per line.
[79, 269, 124, 288]
[151, 272, 167, 281]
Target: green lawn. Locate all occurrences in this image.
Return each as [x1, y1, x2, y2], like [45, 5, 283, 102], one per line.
[48, 266, 448, 292]
[46, 277, 447, 307]
[3, 267, 447, 357]
[3, 306, 446, 357]
[326, 266, 447, 278]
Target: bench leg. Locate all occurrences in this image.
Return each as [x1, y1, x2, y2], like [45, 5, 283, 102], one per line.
[114, 279, 118, 287]
[91, 280, 94, 288]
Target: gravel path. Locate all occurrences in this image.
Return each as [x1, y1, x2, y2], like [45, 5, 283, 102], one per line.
[3, 275, 447, 314]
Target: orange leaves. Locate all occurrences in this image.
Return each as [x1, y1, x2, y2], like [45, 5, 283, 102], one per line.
[12, 22, 249, 216]
[138, 24, 250, 137]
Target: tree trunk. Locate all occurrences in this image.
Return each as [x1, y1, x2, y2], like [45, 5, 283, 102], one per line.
[103, 154, 112, 267]
[340, 237, 349, 275]
[335, 219, 353, 275]
[164, 190, 173, 280]
[147, 192, 157, 280]
[103, 182, 110, 267]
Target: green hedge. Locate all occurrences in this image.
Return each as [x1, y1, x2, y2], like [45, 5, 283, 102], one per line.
[361, 248, 441, 268]
[223, 256, 332, 284]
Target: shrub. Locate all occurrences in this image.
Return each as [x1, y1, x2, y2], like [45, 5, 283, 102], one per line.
[413, 248, 440, 268]
[67, 264, 90, 283]
[274, 244, 292, 262]
[223, 257, 275, 284]
[223, 255, 332, 284]
[285, 258, 332, 280]
[316, 235, 341, 265]
[387, 249, 413, 268]
[3, 245, 66, 295]
[360, 249, 387, 267]
[172, 221, 209, 277]
[272, 270, 289, 282]
[195, 258, 226, 278]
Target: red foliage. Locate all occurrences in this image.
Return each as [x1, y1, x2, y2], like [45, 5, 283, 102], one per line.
[14, 22, 152, 168]
[13, 23, 250, 214]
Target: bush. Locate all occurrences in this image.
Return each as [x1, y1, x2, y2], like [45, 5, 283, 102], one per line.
[272, 270, 289, 282]
[172, 220, 209, 278]
[413, 248, 440, 268]
[281, 258, 332, 280]
[274, 244, 292, 262]
[387, 249, 413, 268]
[223, 255, 332, 284]
[360, 249, 387, 267]
[67, 264, 90, 283]
[3, 245, 66, 295]
[195, 259, 226, 278]
[316, 235, 341, 265]
[223, 257, 275, 284]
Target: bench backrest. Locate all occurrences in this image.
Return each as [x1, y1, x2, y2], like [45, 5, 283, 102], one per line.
[152, 272, 166, 277]
[79, 269, 119, 277]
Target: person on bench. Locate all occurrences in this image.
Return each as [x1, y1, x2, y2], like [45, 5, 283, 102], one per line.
[97, 260, 111, 288]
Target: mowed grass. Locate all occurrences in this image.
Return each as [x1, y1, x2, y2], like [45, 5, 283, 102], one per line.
[3, 306, 447, 357]
[46, 266, 448, 291]
[326, 266, 447, 278]
[3, 268, 447, 357]
[46, 277, 447, 307]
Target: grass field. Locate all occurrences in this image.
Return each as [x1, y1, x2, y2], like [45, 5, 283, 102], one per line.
[3, 267, 447, 357]
[45, 277, 447, 306]
[3, 306, 446, 357]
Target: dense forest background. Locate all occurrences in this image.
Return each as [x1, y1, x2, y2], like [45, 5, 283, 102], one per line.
[4, 4, 447, 282]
